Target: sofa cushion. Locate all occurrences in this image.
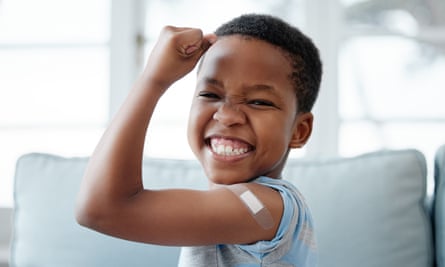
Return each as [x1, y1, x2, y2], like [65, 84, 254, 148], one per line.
[284, 149, 434, 267]
[11, 153, 206, 267]
[435, 145, 445, 267]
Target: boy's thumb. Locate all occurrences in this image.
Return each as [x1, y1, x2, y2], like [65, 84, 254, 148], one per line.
[184, 45, 200, 55]
[205, 34, 218, 45]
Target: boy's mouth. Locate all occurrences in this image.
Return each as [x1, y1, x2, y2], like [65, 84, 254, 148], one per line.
[206, 136, 254, 157]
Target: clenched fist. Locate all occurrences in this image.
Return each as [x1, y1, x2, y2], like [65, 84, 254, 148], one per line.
[142, 26, 217, 90]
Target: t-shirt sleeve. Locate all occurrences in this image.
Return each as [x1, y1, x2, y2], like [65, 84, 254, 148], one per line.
[236, 183, 296, 257]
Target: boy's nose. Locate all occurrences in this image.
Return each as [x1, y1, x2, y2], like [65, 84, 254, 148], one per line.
[212, 103, 247, 127]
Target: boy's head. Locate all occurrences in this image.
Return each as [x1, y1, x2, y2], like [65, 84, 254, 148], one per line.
[214, 14, 322, 113]
[187, 14, 322, 184]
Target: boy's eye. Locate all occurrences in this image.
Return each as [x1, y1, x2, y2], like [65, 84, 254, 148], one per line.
[198, 91, 220, 99]
[248, 99, 275, 107]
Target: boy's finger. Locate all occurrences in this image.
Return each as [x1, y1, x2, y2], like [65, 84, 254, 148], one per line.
[204, 33, 218, 45]
[199, 34, 217, 54]
[175, 28, 205, 56]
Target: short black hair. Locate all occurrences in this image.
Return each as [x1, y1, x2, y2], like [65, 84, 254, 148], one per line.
[215, 14, 322, 112]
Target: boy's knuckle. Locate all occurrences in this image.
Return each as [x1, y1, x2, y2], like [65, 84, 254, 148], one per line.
[162, 25, 175, 31]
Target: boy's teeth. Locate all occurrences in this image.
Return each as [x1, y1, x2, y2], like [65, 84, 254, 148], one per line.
[212, 144, 248, 156]
[210, 138, 250, 156]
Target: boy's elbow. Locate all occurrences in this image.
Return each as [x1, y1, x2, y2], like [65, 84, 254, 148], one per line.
[75, 197, 108, 230]
[75, 205, 95, 228]
[75, 204, 94, 229]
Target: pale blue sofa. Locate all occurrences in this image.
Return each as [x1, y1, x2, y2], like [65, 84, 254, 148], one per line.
[9, 146, 445, 266]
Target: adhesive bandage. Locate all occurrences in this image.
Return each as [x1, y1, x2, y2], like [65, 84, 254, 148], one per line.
[227, 184, 275, 230]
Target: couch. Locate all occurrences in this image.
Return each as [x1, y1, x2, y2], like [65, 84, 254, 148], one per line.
[7, 145, 445, 267]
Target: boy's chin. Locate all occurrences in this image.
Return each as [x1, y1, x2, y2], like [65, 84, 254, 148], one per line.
[205, 169, 254, 185]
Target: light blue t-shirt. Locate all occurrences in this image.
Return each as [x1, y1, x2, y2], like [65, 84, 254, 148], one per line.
[178, 176, 318, 266]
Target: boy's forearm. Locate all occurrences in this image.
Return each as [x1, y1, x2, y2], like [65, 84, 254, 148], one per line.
[77, 75, 166, 220]
[91, 74, 166, 184]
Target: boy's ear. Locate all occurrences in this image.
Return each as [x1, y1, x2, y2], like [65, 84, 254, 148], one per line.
[289, 112, 313, 149]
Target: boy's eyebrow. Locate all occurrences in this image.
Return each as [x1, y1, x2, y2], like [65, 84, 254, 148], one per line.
[203, 77, 224, 88]
[244, 84, 277, 93]
[203, 77, 278, 94]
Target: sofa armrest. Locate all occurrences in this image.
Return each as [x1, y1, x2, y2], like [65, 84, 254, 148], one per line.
[435, 145, 445, 267]
[0, 207, 12, 267]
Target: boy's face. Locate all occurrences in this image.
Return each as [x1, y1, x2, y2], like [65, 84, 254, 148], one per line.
[187, 35, 313, 185]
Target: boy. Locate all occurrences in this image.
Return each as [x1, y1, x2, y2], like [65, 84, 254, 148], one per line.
[76, 14, 322, 266]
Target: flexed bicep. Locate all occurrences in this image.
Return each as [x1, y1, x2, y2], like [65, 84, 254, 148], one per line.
[91, 184, 283, 246]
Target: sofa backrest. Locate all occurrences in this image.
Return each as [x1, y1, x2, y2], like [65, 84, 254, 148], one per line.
[11, 150, 435, 267]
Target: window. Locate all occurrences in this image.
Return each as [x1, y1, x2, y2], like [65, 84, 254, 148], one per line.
[2, 0, 444, 206]
[338, 0, 445, 190]
[0, 0, 110, 206]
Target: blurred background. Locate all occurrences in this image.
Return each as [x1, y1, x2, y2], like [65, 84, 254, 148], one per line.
[1, 0, 444, 207]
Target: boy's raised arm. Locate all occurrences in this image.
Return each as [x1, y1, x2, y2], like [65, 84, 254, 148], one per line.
[75, 26, 216, 238]
[77, 26, 214, 192]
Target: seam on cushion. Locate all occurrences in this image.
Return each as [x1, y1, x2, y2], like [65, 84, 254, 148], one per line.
[411, 149, 435, 267]
[435, 145, 445, 191]
[434, 145, 445, 267]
